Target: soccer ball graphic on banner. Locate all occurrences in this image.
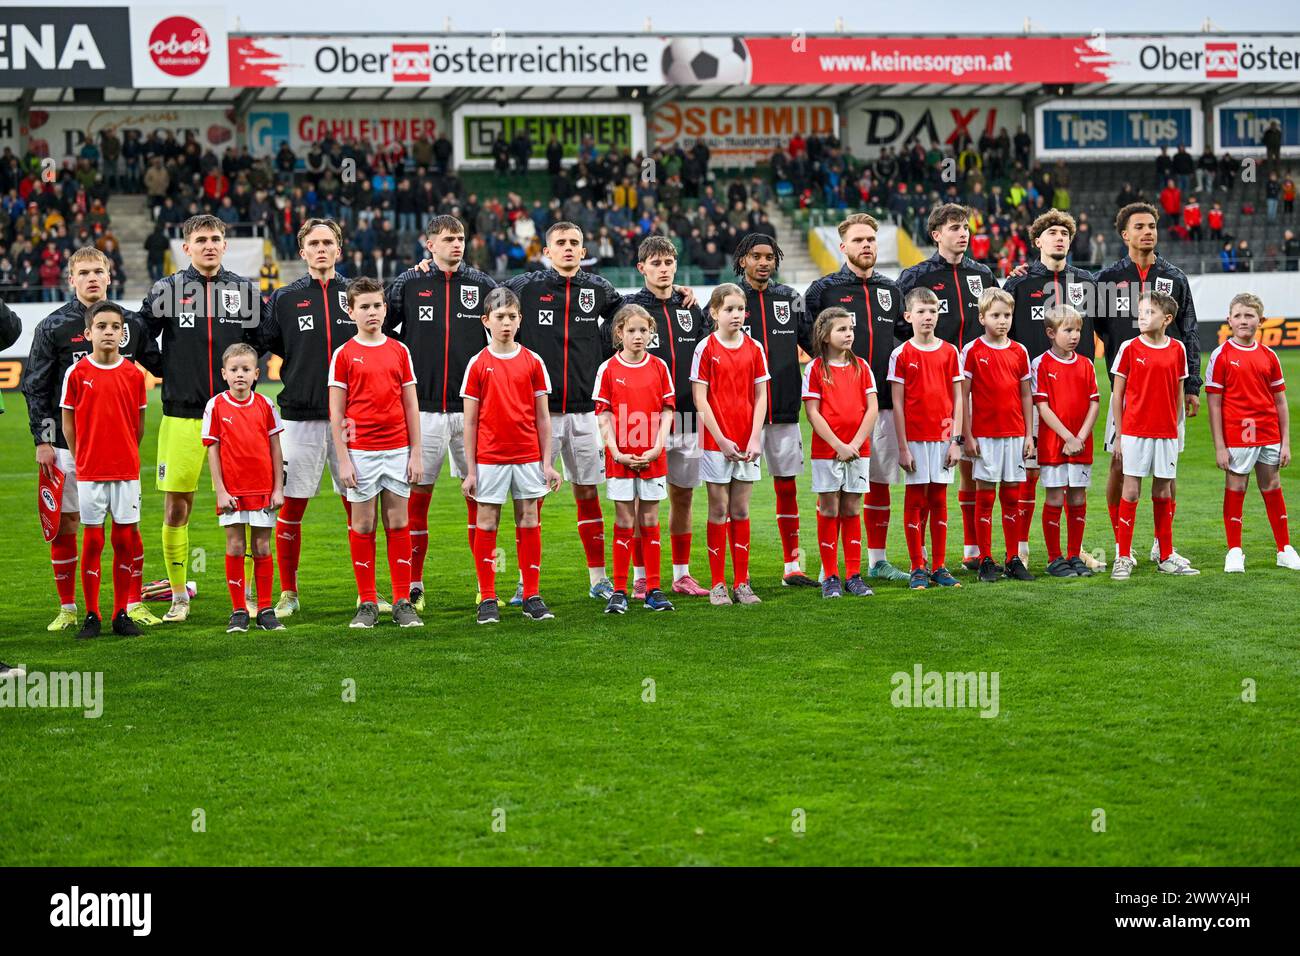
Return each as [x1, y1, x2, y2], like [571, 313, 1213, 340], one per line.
[661, 37, 752, 85]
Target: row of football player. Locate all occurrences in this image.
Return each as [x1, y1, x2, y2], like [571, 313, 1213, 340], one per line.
[25, 201, 1292, 636]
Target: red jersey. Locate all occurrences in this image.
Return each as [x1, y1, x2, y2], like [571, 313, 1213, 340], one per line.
[960, 336, 1031, 438]
[460, 345, 551, 465]
[887, 339, 962, 442]
[59, 356, 147, 482]
[593, 352, 675, 480]
[1204, 339, 1286, 447]
[689, 332, 771, 451]
[801, 356, 877, 459]
[327, 335, 417, 451]
[1031, 349, 1099, 465]
[202, 390, 283, 505]
[1112, 335, 1188, 439]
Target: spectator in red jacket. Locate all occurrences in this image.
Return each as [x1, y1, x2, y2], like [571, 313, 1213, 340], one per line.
[203, 170, 231, 205]
[1208, 202, 1225, 241]
[1159, 179, 1182, 226]
[1182, 196, 1202, 241]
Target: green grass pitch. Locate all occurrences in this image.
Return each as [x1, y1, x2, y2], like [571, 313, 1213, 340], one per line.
[1, 355, 1298, 866]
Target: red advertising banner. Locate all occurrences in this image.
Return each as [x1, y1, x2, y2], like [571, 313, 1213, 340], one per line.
[745, 36, 1113, 85]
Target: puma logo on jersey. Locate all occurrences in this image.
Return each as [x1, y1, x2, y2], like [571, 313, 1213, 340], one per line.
[616, 378, 627, 386]
[352, 357, 364, 364]
[221, 416, 234, 425]
[907, 362, 919, 370]
[978, 357, 989, 366]
[1047, 372, 1057, 380]
[1230, 360, 1241, 367]
[1135, 357, 1146, 366]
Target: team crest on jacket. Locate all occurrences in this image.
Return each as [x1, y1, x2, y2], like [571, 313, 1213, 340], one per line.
[676, 309, 693, 333]
[578, 288, 595, 314]
[773, 301, 791, 324]
[221, 289, 242, 315]
[298, 314, 314, 331]
[461, 285, 479, 310]
[876, 288, 892, 311]
[1155, 277, 1174, 296]
[1067, 283, 1086, 307]
[966, 276, 983, 298]
[120, 322, 130, 347]
[338, 291, 349, 312]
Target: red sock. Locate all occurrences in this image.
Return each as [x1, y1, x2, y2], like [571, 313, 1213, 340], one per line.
[576, 497, 606, 570]
[110, 523, 134, 617]
[253, 554, 273, 610]
[1153, 497, 1173, 562]
[340, 495, 353, 528]
[904, 484, 928, 570]
[81, 526, 105, 617]
[51, 531, 78, 606]
[729, 517, 751, 586]
[999, 483, 1021, 563]
[1018, 471, 1038, 545]
[474, 528, 498, 601]
[518, 524, 541, 599]
[974, 488, 996, 560]
[276, 496, 308, 592]
[612, 525, 635, 592]
[349, 529, 378, 604]
[958, 488, 977, 551]
[1261, 487, 1290, 550]
[465, 497, 477, 553]
[642, 524, 662, 591]
[408, 489, 432, 583]
[1116, 498, 1138, 559]
[671, 532, 691, 568]
[386, 526, 411, 605]
[707, 521, 728, 587]
[1108, 501, 1121, 544]
[631, 532, 644, 572]
[865, 481, 891, 551]
[225, 553, 245, 612]
[1042, 504, 1064, 562]
[927, 483, 949, 569]
[774, 477, 800, 565]
[817, 512, 839, 579]
[1066, 501, 1087, 558]
[127, 524, 144, 604]
[1224, 487, 1246, 549]
[839, 513, 862, 578]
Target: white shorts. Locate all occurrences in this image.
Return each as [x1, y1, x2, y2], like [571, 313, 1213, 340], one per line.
[1119, 435, 1179, 479]
[281, 419, 343, 498]
[56, 447, 80, 512]
[869, 409, 900, 485]
[551, 411, 605, 486]
[762, 422, 804, 477]
[666, 427, 701, 489]
[218, 508, 279, 528]
[811, 457, 871, 494]
[606, 474, 668, 502]
[701, 449, 761, 484]
[1227, 443, 1282, 475]
[419, 410, 468, 482]
[346, 447, 411, 502]
[1105, 394, 1186, 454]
[903, 440, 955, 485]
[1039, 462, 1093, 488]
[971, 436, 1028, 484]
[475, 461, 547, 505]
[77, 479, 141, 525]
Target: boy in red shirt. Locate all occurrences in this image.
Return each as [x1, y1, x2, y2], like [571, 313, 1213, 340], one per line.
[961, 288, 1035, 583]
[59, 301, 147, 639]
[594, 304, 676, 613]
[328, 276, 424, 628]
[691, 283, 770, 606]
[1110, 291, 1199, 579]
[1032, 306, 1101, 578]
[461, 287, 563, 624]
[889, 287, 965, 590]
[802, 307, 878, 598]
[1206, 292, 1300, 573]
[203, 343, 286, 632]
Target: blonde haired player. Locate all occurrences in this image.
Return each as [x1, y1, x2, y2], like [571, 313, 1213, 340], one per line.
[1205, 292, 1300, 572]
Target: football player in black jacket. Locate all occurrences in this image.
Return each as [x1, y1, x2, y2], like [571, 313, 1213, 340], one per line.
[20, 246, 163, 631]
[140, 215, 260, 622]
[386, 215, 496, 611]
[733, 233, 817, 587]
[258, 218, 356, 618]
[897, 204, 1000, 571]
[804, 214, 911, 584]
